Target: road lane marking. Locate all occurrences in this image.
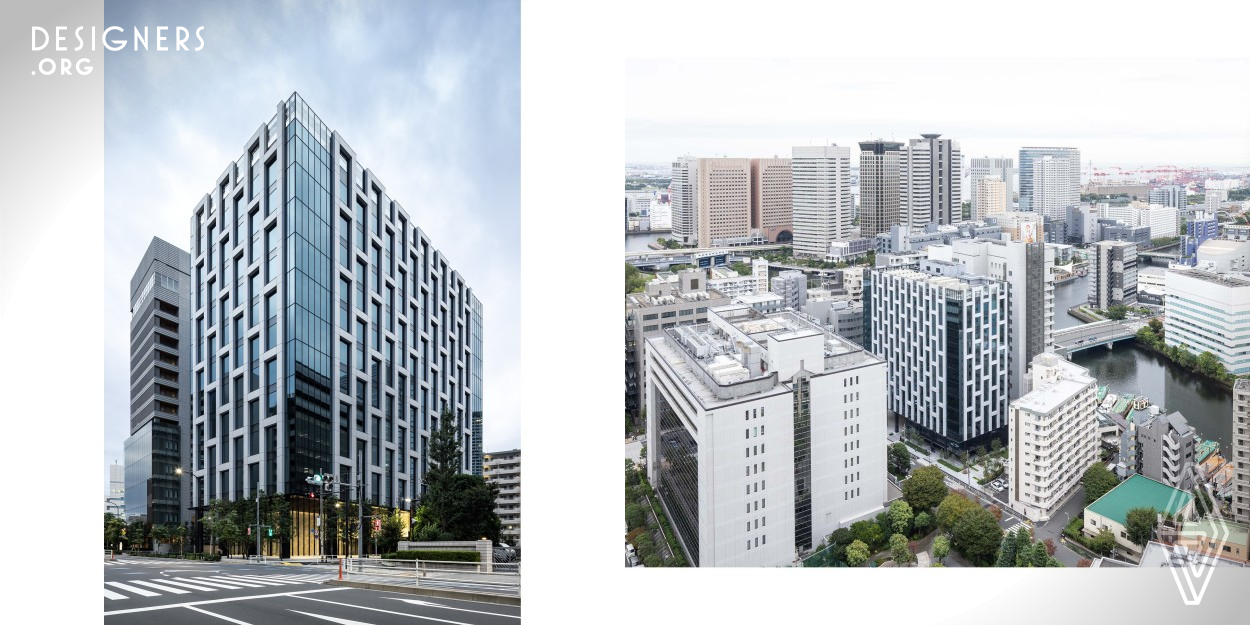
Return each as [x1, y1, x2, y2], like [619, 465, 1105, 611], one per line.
[220, 575, 305, 585]
[129, 580, 191, 594]
[387, 598, 521, 619]
[154, 579, 218, 591]
[203, 576, 265, 587]
[293, 595, 489, 625]
[103, 587, 348, 616]
[103, 588, 128, 601]
[186, 605, 257, 624]
[105, 581, 159, 597]
[178, 577, 246, 589]
[289, 611, 375, 625]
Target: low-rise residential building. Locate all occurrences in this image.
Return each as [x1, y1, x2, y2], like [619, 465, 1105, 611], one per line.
[1175, 518, 1249, 564]
[770, 270, 808, 310]
[1084, 474, 1195, 554]
[709, 266, 762, 298]
[644, 304, 887, 566]
[825, 238, 874, 264]
[483, 449, 521, 548]
[736, 291, 784, 314]
[1008, 354, 1098, 522]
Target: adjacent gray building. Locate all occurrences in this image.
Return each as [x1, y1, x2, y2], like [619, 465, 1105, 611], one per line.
[770, 270, 807, 310]
[125, 237, 192, 527]
[1089, 240, 1138, 309]
[1119, 408, 1197, 490]
[858, 140, 903, 238]
[1233, 379, 1250, 525]
[1019, 147, 1080, 215]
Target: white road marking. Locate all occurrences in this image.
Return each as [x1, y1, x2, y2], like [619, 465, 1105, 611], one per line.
[293, 595, 489, 625]
[387, 598, 521, 619]
[186, 605, 257, 624]
[178, 577, 246, 589]
[129, 580, 191, 594]
[103, 588, 128, 601]
[154, 579, 218, 592]
[105, 581, 159, 597]
[203, 576, 265, 587]
[220, 575, 304, 585]
[103, 587, 348, 617]
[288, 611, 375, 625]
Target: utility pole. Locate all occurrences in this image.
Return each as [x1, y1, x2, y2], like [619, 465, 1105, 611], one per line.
[358, 478, 365, 559]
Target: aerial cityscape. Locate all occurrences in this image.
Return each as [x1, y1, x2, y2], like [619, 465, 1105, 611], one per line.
[624, 137, 1250, 569]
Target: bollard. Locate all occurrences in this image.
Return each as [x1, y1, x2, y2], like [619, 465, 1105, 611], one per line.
[338, 557, 343, 580]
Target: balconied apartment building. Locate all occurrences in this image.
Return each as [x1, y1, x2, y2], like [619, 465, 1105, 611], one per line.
[644, 304, 887, 566]
[1008, 354, 1098, 522]
[188, 94, 483, 557]
[483, 449, 521, 547]
[1233, 379, 1250, 525]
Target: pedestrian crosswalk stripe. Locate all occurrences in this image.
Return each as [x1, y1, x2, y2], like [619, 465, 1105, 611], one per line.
[203, 576, 265, 587]
[105, 581, 159, 597]
[227, 575, 307, 585]
[177, 577, 246, 589]
[129, 580, 191, 594]
[153, 579, 217, 592]
[103, 588, 128, 601]
[215, 575, 292, 586]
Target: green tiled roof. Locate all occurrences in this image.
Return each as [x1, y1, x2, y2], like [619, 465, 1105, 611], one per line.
[1086, 474, 1193, 526]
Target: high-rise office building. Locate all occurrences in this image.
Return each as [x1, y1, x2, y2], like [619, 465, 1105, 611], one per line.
[483, 449, 521, 547]
[868, 260, 1009, 450]
[1149, 185, 1186, 211]
[125, 237, 192, 528]
[108, 461, 126, 515]
[696, 158, 753, 248]
[968, 157, 1016, 210]
[1088, 240, 1137, 309]
[898, 134, 961, 227]
[644, 304, 887, 566]
[188, 94, 483, 557]
[942, 239, 1054, 400]
[1018, 147, 1079, 215]
[1008, 353, 1098, 522]
[791, 145, 853, 258]
[1031, 155, 1079, 222]
[751, 158, 793, 244]
[1164, 269, 1250, 375]
[973, 176, 1007, 220]
[1233, 379, 1250, 525]
[671, 157, 698, 245]
[858, 140, 903, 238]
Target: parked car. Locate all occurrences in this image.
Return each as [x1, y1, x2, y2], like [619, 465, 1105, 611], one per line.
[626, 542, 636, 556]
[493, 543, 517, 562]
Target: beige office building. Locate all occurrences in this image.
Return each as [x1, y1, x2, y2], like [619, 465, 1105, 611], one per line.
[751, 158, 792, 243]
[696, 158, 753, 248]
[974, 176, 1007, 220]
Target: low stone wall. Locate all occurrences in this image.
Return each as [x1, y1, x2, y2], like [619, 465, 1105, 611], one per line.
[396, 539, 493, 572]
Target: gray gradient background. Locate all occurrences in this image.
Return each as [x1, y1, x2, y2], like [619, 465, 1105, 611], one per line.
[0, 0, 1246, 622]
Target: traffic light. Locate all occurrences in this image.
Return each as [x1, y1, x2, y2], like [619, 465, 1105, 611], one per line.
[267, 527, 273, 537]
[247, 526, 252, 536]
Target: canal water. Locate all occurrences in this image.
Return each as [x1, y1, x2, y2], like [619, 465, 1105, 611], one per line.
[1056, 274, 1234, 450]
[625, 232, 663, 252]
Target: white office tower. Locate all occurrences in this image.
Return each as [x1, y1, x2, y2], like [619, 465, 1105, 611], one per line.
[1206, 188, 1229, 213]
[898, 134, 961, 228]
[1008, 354, 1098, 523]
[752, 257, 769, 295]
[649, 201, 672, 230]
[1031, 155, 1079, 222]
[671, 157, 699, 245]
[1164, 270, 1250, 375]
[644, 305, 887, 566]
[792, 145, 853, 258]
[1139, 204, 1179, 239]
[771, 270, 808, 310]
[1149, 185, 1186, 210]
[869, 261, 1009, 449]
[973, 176, 1007, 220]
[1019, 147, 1079, 214]
[941, 239, 1055, 400]
[968, 157, 1016, 210]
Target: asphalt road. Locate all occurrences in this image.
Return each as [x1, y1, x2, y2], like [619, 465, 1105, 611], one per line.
[104, 557, 520, 624]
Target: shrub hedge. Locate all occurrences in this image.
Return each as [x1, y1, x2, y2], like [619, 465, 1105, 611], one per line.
[382, 550, 481, 563]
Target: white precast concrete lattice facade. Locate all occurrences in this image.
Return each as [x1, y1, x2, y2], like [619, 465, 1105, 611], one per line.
[868, 262, 1009, 448]
[1164, 269, 1250, 375]
[1008, 353, 1098, 522]
[644, 305, 887, 566]
[791, 145, 853, 258]
[671, 157, 698, 245]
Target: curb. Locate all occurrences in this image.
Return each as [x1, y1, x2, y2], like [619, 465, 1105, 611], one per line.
[326, 579, 521, 606]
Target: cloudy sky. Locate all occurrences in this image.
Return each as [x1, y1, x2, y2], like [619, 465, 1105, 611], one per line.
[625, 57, 1250, 170]
[103, 0, 519, 498]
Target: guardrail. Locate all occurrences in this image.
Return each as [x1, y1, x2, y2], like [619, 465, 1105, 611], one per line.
[339, 557, 520, 596]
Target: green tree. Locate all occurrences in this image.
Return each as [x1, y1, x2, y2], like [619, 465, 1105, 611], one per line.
[888, 442, 912, 477]
[626, 264, 649, 293]
[413, 410, 503, 543]
[1148, 318, 1163, 333]
[151, 524, 172, 551]
[995, 528, 1020, 567]
[913, 511, 932, 536]
[626, 503, 648, 530]
[887, 500, 914, 536]
[1082, 464, 1119, 505]
[1030, 542, 1049, 568]
[1196, 351, 1221, 377]
[1105, 305, 1128, 321]
[104, 513, 125, 550]
[936, 492, 978, 531]
[850, 520, 884, 550]
[889, 533, 911, 566]
[950, 507, 1003, 566]
[902, 465, 949, 511]
[1125, 507, 1158, 547]
[932, 535, 950, 563]
[1088, 529, 1116, 556]
[127, 520, 149, 551]
[377, 510, 405, 554]
[828, 527, 853, 546]
[731, 261, 752, 276]
[845, 540, 870, 566]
